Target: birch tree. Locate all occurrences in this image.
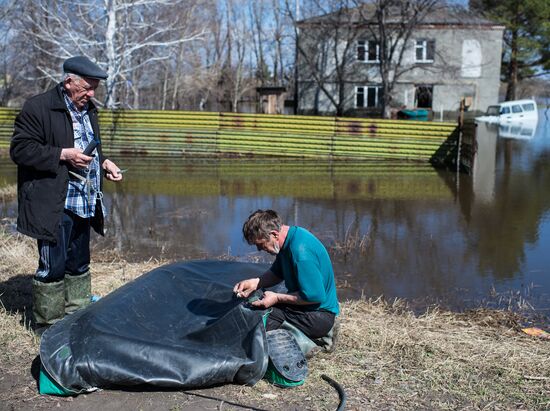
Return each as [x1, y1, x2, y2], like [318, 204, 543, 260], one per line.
[18, 0, 207, 108]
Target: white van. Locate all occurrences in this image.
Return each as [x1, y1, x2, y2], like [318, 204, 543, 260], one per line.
[477, 99, 538, 123]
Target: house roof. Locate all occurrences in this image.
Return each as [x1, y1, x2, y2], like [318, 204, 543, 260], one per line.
[298, 4, 504, 29]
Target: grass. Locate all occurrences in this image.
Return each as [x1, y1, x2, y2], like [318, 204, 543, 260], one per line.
[0, 227, 549, 410]
[0, 183, 16, 202]
[329, 223, 371, 257]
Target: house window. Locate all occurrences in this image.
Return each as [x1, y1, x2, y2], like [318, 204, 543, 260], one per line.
[356, 86, 381, 108]
[357, 40, 365, 61]
[415, 39, 435, 62]
[357, 40, 379, 62]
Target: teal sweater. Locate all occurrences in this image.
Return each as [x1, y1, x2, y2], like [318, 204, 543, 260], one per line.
[270, 226, 339, 315]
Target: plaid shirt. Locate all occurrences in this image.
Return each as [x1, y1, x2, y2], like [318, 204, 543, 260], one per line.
[63, 92, 102, 218]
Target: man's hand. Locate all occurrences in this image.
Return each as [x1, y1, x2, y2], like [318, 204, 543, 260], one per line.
[250, 291, 279, 308]
[60, 148, 93, 169]
[102, 159, 123, 182]
[233, 277, 260, 298]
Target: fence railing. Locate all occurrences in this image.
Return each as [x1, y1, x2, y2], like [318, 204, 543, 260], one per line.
[0, 107, 467, 165]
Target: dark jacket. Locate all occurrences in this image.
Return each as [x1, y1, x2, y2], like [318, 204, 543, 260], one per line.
[10, 83, 105, 242]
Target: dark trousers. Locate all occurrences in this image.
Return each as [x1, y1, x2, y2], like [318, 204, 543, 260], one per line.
[266, 304, 335, 339]
[35, 209, 91, 283]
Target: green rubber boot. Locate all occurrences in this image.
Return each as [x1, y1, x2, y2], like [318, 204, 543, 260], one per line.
[32, 279, 65, 326]
[64, 271, 92, 315]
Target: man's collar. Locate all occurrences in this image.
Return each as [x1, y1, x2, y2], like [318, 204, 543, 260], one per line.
[62, 88, 88, 114]
[281, 226, 295, 250]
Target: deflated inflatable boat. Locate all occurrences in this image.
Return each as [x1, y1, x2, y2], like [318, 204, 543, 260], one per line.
[39, 260, 273, 395]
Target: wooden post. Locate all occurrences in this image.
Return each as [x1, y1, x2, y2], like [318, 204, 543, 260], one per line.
[456, 98, 465, 189]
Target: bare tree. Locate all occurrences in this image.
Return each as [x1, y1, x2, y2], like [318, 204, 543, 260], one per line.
[271, 0, 291, 85]
[248, 0, 292, 87]
[0, 0, 26, 106]
[289, 0, 444, 117]
[2, 0, 298, 111]
[288, 0, 364, 116]
[250, 0, 269, 85]
[218, 0, 258, 112]
[355, 0, 440, 118]
[18, 0, 206, 108]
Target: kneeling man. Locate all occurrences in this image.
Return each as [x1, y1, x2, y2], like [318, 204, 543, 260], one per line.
[234, 209, 339, 339]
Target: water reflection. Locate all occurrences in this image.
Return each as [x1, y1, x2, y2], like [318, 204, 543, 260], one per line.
[498, 120, 538, 140]
[101, 159, 457, 262]
[1, 111, 549, 321]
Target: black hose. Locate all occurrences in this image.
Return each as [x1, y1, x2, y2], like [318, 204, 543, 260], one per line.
[321, 374, 346, 411]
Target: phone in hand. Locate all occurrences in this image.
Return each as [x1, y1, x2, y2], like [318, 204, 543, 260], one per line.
[246, 289, 265, 304]
[83, 139, 99, 156]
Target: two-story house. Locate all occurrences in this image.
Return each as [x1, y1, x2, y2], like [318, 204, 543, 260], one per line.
[296, 5, 505, 117]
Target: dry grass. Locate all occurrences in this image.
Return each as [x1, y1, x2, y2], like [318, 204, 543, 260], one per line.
[330, 224, 371, 257]
[306, 300, 550, 409]
[0, 183, 17, 202]
[0, 226, 36, 276]
[1, 228, 549, 410]
[226, 299, 549, 410]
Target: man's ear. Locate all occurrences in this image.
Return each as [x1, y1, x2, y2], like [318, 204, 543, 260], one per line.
[63, 76, 73, 90]
[270, 230, 279, 239]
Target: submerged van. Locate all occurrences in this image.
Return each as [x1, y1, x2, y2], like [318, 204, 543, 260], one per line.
[477, 99, 538, 123]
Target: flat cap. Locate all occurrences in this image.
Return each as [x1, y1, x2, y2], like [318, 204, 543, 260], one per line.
[63, 56, 108, 80]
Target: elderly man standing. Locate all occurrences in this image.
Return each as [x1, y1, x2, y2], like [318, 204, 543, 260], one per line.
[10, 56, 123, 332]
[234, 209, 340, 341]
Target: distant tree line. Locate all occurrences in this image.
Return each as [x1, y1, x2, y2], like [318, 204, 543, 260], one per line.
[0, 0, 296, 111]
[0, 0, 547, 112]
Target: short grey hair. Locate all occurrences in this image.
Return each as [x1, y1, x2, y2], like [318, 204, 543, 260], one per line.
[63, 72, 83, 83]
[242, 209, 282, 244]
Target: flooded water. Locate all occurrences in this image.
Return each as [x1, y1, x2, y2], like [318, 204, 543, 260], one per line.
[1, 111, 549, 322]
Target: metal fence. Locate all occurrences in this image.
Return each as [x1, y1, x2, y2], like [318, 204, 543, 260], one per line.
[0, 107, 463, 164]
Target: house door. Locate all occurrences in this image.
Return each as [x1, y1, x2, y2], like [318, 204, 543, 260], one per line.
[415, 85, 433, 108]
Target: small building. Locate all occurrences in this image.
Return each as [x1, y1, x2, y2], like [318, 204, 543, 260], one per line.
[296, 5, 505, 117]
[257, 86, 287, 114]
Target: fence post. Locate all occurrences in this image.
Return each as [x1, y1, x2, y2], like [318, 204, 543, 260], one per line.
[455, 98, 466, 189]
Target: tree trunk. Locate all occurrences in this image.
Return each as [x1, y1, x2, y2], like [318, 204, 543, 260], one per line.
[104, 0, 117, 108]
[505, 28, 518, 101]
[161, 66, 169, 110]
